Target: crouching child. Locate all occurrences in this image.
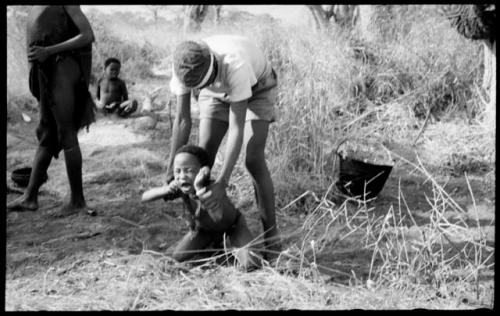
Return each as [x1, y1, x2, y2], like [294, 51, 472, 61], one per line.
[142, 144, 261, 271]
[96, 57, 138, 117]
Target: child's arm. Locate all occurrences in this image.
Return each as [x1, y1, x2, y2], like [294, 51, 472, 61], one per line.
[141, 181, 182, 203]
[121, 80, 129, 102]
[96, 78, 101, 101]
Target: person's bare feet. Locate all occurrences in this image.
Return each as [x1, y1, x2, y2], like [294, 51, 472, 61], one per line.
[6, 196, 38, 212]
[49, 202, 96, 217]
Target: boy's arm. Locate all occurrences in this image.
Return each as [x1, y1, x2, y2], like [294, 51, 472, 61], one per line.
[166, 93, 192, 182]
[202, 100, 247, 209]
[196, 184, 235, 224]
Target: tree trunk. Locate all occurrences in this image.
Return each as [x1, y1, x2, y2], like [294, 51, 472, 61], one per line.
[483, 39, 496, 130]
[307, 5, 330, 31]
[332, 5, 358, 29]
[184, 5, 209, 33]
[214, 5, 222, 23]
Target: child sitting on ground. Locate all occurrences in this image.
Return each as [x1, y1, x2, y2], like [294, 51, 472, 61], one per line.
[142, 144, 261, 271]
[96, 57, 138, 117]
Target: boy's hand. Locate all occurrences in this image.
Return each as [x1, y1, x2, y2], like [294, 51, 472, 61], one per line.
[195, 166, 223, 211]
[199, 181, 224, 211]
[194, 166, 211, 193]
[28, 46, 51, 63]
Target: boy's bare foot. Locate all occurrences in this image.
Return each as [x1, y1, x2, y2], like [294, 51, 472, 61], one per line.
[263, 234, 283, 265]
[6, 196, 38, 212]
[49, 202, 97, 217]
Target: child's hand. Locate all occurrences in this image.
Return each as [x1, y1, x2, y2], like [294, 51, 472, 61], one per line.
[104, 102, 119, 112]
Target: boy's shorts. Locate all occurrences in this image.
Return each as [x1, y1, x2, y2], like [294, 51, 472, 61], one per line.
[198, 68, 278, 123]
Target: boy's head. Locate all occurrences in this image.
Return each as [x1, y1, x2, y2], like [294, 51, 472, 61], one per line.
[173, 145, 210, 194]
[104, 57, 121, 79]
[173, 41, 216, 89]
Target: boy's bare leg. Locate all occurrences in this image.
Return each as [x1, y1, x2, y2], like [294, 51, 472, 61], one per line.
[59, 145, 87, 214]
[244, 120, 281, 261]
[229, 214, 262, 270]
[198, 118, 228, 167]
[48, 57, 92, 217]
[6, 146, 52, 211]
[172, 230, 213, 262]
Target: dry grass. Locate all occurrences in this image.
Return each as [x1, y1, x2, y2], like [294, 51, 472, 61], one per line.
[6, 5, 495, 310]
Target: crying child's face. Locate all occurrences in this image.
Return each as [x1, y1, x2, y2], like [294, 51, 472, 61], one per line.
[173, 153, 201, 194]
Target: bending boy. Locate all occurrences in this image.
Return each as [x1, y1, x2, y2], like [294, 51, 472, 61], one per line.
[142, 145, 261, 270]
[166, 35, 281, 260]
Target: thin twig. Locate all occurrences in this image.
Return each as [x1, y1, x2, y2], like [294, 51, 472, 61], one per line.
[413, 106, 432, 146]
[113, 215, 145, 228]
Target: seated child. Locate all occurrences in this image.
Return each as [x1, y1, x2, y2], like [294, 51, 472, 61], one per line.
[96, 57, 138, 117]
[142, 144, 261, 271]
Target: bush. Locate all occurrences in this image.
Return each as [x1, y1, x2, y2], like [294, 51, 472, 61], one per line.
[88, 12, 162, 84]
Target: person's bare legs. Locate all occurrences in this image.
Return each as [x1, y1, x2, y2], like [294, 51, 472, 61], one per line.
[243, 120, 281, 261]
[6, 146, 52, 211]
[172, 230, 213, 262]
[117, 99, 138, 117]
[49, 57, 89, 216]
[198, 118, 228, 167]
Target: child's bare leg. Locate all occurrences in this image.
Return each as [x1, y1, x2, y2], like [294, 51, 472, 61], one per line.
[172, 230, 213, 262]
[229, 214, 262, 270]
[118, 100, 138, 117]
[7, 146, 52, 211]
[244, 120, 281, 260]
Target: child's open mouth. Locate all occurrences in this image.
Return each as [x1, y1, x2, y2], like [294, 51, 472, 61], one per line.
[180, 183, 192, 190]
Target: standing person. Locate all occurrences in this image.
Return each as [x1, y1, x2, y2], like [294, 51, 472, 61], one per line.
[166, 35, 281, 261]
[7, 5, 96, 216]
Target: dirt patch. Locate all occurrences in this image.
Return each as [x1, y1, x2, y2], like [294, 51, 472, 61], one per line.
[5, 111, 495, 310]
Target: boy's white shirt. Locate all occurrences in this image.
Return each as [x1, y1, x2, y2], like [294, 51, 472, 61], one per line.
[170, 35, 268, 103]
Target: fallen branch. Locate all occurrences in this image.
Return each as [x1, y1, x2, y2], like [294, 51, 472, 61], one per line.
[56, 259, 90, 275]
[41, 231, 102, 247]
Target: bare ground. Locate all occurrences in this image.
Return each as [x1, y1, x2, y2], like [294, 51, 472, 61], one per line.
[5, 111, 495, 310]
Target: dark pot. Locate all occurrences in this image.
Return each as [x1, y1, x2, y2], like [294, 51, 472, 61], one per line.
[11, 167, 48, 188]
[335, 155, 393, 199]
